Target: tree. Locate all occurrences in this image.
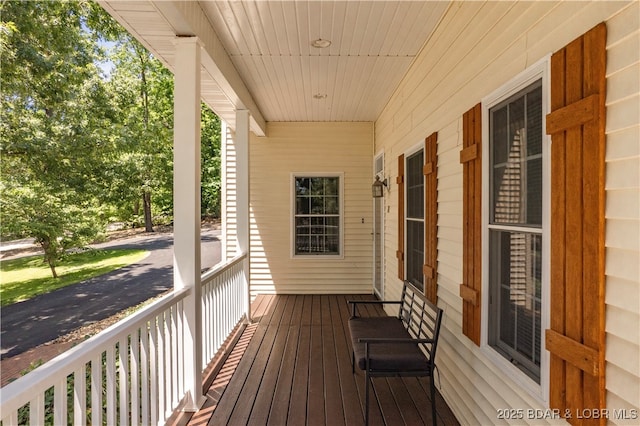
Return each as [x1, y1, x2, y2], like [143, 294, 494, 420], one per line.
[201, 106, 222, 217]
[1, 0, 223, 280]
[105, 34, 174, 231]
[2, 183, 103, 278]
[1, 0, 114, 277]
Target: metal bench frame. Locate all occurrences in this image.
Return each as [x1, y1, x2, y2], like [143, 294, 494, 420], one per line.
[348, 281, 443, 426]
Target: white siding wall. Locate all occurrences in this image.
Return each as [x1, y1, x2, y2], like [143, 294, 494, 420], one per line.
[604, 2, 640, 419]
[375, 1, 639, 424]
[248, 122, 374, 295]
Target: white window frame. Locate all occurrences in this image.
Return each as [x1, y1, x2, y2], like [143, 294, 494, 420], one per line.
[480, 55, 551, 403]
[404, 143, 425, 292]
[290, 172, 345, 259]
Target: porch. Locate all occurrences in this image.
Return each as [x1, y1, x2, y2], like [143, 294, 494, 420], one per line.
[0, 255, 458, 426]
[180, 294, 459, 426]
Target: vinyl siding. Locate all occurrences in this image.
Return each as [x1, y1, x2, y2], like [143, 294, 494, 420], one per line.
[375, 1, 639, 424]
[605, 1, 640, 417]
[222, 121, 239, 261]
[248, 122, 374, 296]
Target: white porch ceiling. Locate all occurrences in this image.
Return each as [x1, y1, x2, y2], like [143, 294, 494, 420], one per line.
[98, 1, 450, 135]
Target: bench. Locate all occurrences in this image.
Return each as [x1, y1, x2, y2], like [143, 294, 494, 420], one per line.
[348, 281, 443, 426]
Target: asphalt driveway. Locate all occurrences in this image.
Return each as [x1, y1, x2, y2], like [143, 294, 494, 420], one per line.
[0, 228, 221, 359]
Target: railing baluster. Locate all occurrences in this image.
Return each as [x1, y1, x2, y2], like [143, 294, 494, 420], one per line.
[176, 300, 184, 403]
[140, 321, 150, 425]
[91, 353, 102, 426]
[29, 393, 44, 426]
[149, 316, 159, 426]
[106, 345, 117, 426]
[157, 311, 166, 423]
[119, 335, 129, 426]
[54, 378, 66, 425]
[73, 364, 86, 425]
[131, 328, 140, 426]
[4, 409, 18, 425]
[166, 306, 179, 417]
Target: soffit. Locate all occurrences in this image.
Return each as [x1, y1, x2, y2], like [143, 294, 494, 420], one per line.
[98, 1, 450, 132]
[201, 1, 449, 122]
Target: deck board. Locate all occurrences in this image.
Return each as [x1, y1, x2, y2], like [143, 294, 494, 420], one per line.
[188, 294, 459, 426]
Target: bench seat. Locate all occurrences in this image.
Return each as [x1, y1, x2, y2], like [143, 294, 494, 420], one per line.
[348, 316, 431, 371]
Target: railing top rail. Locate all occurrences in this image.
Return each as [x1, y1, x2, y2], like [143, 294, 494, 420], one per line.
[0, 287, 190, 412]
[201, 252, 247, 282]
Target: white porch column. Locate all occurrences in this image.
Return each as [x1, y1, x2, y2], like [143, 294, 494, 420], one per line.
[173, 36, 204, 411]
[235, 109, 251, 322]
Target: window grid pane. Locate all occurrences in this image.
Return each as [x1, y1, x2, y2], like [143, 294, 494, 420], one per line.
[489, 230, 542, 382]
[406, 220, 424, 291]
[294, 176, 340, 255]
[406, 151, 424, 219]
[490, 83, 543, 227]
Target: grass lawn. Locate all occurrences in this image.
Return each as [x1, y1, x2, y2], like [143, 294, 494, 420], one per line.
[0, 249, 149, 306]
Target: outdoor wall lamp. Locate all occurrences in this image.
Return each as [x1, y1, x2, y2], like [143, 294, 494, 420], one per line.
[372, 175, 388, 198]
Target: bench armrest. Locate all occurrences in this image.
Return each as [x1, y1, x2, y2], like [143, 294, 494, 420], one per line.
[347, 300, 402, 318]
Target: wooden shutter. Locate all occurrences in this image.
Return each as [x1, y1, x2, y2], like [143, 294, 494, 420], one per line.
[459, 103, 482, 345]
[396, 154, 405, 280]
[423, 132, 438, 303]
[545, 23, 606, 423]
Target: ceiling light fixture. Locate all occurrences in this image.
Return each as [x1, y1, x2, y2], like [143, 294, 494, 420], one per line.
[311, 38, 331, 48]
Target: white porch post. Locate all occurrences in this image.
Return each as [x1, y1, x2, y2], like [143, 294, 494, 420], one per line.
[173, 36, 205, 411]
[235, 109, 251, 322]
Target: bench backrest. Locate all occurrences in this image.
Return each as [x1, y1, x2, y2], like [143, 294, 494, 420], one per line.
[397, 281, 443, 366]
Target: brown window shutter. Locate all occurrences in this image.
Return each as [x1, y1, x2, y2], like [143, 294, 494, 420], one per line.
[423, 132, 438, 304]
[397, 154, 405, 280]
[545, 23, 606, 423]
[459, 103, 482, 345]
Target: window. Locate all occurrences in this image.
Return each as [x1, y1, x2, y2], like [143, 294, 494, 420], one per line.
[405, 150, 424, 291]
[293, 175, 342, 256]
[486, 78, 546, 384]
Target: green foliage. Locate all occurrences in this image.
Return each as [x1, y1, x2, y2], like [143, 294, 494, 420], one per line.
[201, 106, 222, 217]
[2, 183, 106, 277]
[1, 248, 148, 306]
[104, 33, 175, 230]
[0, 1, 222, 274]
[0, 1, 117, 276]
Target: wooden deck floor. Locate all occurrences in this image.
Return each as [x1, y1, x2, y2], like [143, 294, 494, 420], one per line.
[186, 294, 459, 426]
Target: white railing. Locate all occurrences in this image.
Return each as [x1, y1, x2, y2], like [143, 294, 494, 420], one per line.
[201, 253, 248, 369]
[0, 254, 249, 426]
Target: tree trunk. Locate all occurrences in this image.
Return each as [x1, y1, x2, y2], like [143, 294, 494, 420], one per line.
[47, 259, 58, 279]
[40, 239, 59, 278]
[143, 191, 153, 232]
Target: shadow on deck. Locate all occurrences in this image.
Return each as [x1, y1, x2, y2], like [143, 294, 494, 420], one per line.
[177, 294, 459, 426]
